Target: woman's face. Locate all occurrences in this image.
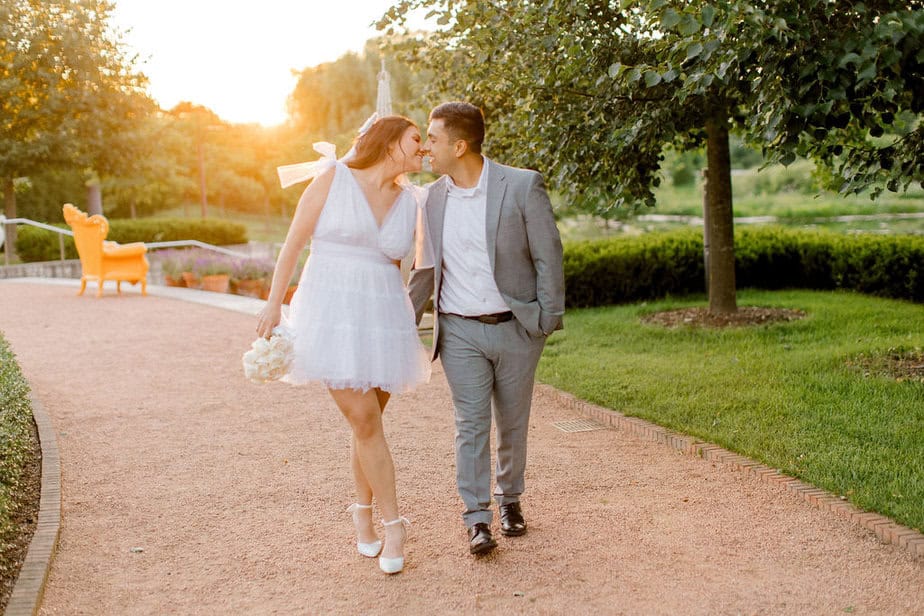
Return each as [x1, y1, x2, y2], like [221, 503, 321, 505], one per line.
[393, 125, 424, 173]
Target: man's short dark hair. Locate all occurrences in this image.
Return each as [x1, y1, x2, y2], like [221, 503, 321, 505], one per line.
[429, 102, 485, 154]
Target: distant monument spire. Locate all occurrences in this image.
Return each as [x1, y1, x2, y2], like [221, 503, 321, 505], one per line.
[376, 57, 392, 116]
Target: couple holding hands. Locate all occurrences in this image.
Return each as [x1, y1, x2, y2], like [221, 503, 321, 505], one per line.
[255, 102, 565, 574]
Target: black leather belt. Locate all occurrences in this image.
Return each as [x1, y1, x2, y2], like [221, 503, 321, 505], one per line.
[444, 311, 514, 325]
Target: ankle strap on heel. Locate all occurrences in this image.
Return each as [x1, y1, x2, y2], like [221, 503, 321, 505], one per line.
[382, 516, 410, 528]
[347, 503, 374, 512]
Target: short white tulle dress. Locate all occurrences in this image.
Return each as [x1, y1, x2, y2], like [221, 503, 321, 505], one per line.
[281, 162, 431, 393]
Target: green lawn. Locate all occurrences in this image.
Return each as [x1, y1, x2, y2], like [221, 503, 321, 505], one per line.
[537, 289, 924, 531]
[554, 165, 924, 242]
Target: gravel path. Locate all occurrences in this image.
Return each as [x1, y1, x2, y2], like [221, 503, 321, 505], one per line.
[1, 280, 922, 615]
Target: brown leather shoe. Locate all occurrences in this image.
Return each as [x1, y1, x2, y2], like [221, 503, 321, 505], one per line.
[499, 502, 527, 536]
[467, 523, 497, 555]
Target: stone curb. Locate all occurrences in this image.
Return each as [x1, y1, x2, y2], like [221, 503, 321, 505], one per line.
[4, 394, 61, 616]
[538, 384, 924, 561]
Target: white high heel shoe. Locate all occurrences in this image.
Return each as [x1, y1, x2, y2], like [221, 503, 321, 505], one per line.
[378, 517, 410, 574]
[347, 503, 381, 558]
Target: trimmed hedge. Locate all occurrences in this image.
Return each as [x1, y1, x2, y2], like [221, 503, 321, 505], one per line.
[0, 335, 35, 564]
[564, 227, 924, 307]
[15, 218, 249, 263]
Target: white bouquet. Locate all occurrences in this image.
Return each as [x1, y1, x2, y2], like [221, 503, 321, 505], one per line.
[242, 326, 294, 383]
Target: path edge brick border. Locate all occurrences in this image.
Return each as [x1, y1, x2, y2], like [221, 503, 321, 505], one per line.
[538, 383, 924, 561]
[5, 393, 62, 616]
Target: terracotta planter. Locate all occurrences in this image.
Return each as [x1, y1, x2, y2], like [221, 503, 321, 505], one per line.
[164, 275, 186, 288]
[199, 274, 230, 293]
[283, 284, 298, 305]
[181, 271, 200, 289]
[235, 278, 265, 298]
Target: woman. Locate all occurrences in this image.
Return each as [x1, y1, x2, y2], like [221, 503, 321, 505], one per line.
[256, 115, 431, 574]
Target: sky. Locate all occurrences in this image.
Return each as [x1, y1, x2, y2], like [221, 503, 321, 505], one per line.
[110, 0, 414, 126]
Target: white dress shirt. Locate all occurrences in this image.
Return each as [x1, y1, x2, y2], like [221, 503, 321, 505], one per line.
[438, 162, 510, 316]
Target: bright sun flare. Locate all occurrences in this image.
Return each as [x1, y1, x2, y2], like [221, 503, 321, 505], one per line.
[111, 0, 403, 126]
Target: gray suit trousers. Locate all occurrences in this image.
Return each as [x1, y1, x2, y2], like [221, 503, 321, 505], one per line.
[437, 313, 547, 527]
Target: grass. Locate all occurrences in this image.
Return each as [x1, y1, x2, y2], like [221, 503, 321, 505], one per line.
[536, 289, 924, 531]
[554, 165, 924, 242]
[650, 166, 924, 219]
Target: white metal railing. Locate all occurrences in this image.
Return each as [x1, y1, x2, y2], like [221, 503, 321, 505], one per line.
[0, 215, 248, 267]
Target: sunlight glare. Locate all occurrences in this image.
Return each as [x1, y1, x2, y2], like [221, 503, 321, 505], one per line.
[111, 0, 404, 126]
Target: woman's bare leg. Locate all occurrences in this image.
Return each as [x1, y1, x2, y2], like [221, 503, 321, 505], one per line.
[331, 387, 404, 560]
[349, 388, 392, 542]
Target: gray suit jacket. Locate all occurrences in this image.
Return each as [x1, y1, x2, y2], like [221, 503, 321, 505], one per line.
[408, 158, 565, 360]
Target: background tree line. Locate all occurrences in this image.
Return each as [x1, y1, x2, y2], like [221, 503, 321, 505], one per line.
[5, 0, 922, 315]
[4, 1, 421, 227]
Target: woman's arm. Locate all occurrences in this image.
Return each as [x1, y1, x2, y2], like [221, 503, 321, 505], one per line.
[256, 167, 335, 338]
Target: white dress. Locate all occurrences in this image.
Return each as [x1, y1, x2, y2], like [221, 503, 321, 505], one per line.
[282, 162, 431, 393]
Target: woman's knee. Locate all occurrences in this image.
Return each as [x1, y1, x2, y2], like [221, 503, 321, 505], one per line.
[350, 413, 382, 441]
[331, 390, 383, 440]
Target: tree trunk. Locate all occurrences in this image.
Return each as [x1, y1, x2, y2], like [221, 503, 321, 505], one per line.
[87, 181, 103, 216]
[702, 168, 710, 291]
[3, 177, 16, 261]
[197, 141, 208, 218]
[704, 116, 737, 314]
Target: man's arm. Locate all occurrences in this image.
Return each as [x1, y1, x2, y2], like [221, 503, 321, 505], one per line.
[524, 172, 565, 334]
[407, 193, 436, 326]
[407, 267, 435, 326]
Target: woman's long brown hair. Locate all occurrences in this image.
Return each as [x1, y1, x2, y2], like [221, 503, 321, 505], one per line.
[346, 115, 417, 170]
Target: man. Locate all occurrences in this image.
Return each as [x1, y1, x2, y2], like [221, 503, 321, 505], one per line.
[408, 102, 565, 555]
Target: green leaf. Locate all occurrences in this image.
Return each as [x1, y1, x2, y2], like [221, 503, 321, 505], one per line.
[608, 62, 622, 79]
[838, 52, 861, 68]
[661, 8, 681, 30]
[685, 42, 704, 61]
[857, 62, 877, 85]
[644, 70, 662, 87]
[678, 15, 702, 36]
[701, 5, 715, 27]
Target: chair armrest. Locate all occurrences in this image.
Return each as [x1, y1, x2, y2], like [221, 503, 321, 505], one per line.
[102, 241, 147, 258]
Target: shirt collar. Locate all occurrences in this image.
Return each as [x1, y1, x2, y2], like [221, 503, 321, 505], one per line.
[446, 158, 487, 198]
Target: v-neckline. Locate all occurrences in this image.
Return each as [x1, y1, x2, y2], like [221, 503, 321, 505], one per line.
[346, 167, 403, 231]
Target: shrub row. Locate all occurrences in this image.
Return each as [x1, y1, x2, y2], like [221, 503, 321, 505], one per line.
[15, 218, 249, 263]
[0, 335, 36, 561]
[564, 227, 924, 307]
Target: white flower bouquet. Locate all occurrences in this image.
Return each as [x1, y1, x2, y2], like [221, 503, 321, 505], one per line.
[242, 326, 294, 383]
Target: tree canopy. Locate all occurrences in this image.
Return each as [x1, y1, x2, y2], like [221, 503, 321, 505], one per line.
[382, 0, 923, 209]
[0, 0, 151, 179]
[382, 0, 924, 312]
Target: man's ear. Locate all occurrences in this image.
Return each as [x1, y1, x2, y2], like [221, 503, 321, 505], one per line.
[453, 139, 468, 158]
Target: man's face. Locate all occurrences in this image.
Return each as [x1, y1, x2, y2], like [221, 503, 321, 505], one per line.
[424, 118, 457, 176]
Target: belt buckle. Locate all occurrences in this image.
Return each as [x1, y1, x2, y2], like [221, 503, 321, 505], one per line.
[480, 314, 500, 325]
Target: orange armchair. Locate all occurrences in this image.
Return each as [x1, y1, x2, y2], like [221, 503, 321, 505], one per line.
[62, 203, 149, 297]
